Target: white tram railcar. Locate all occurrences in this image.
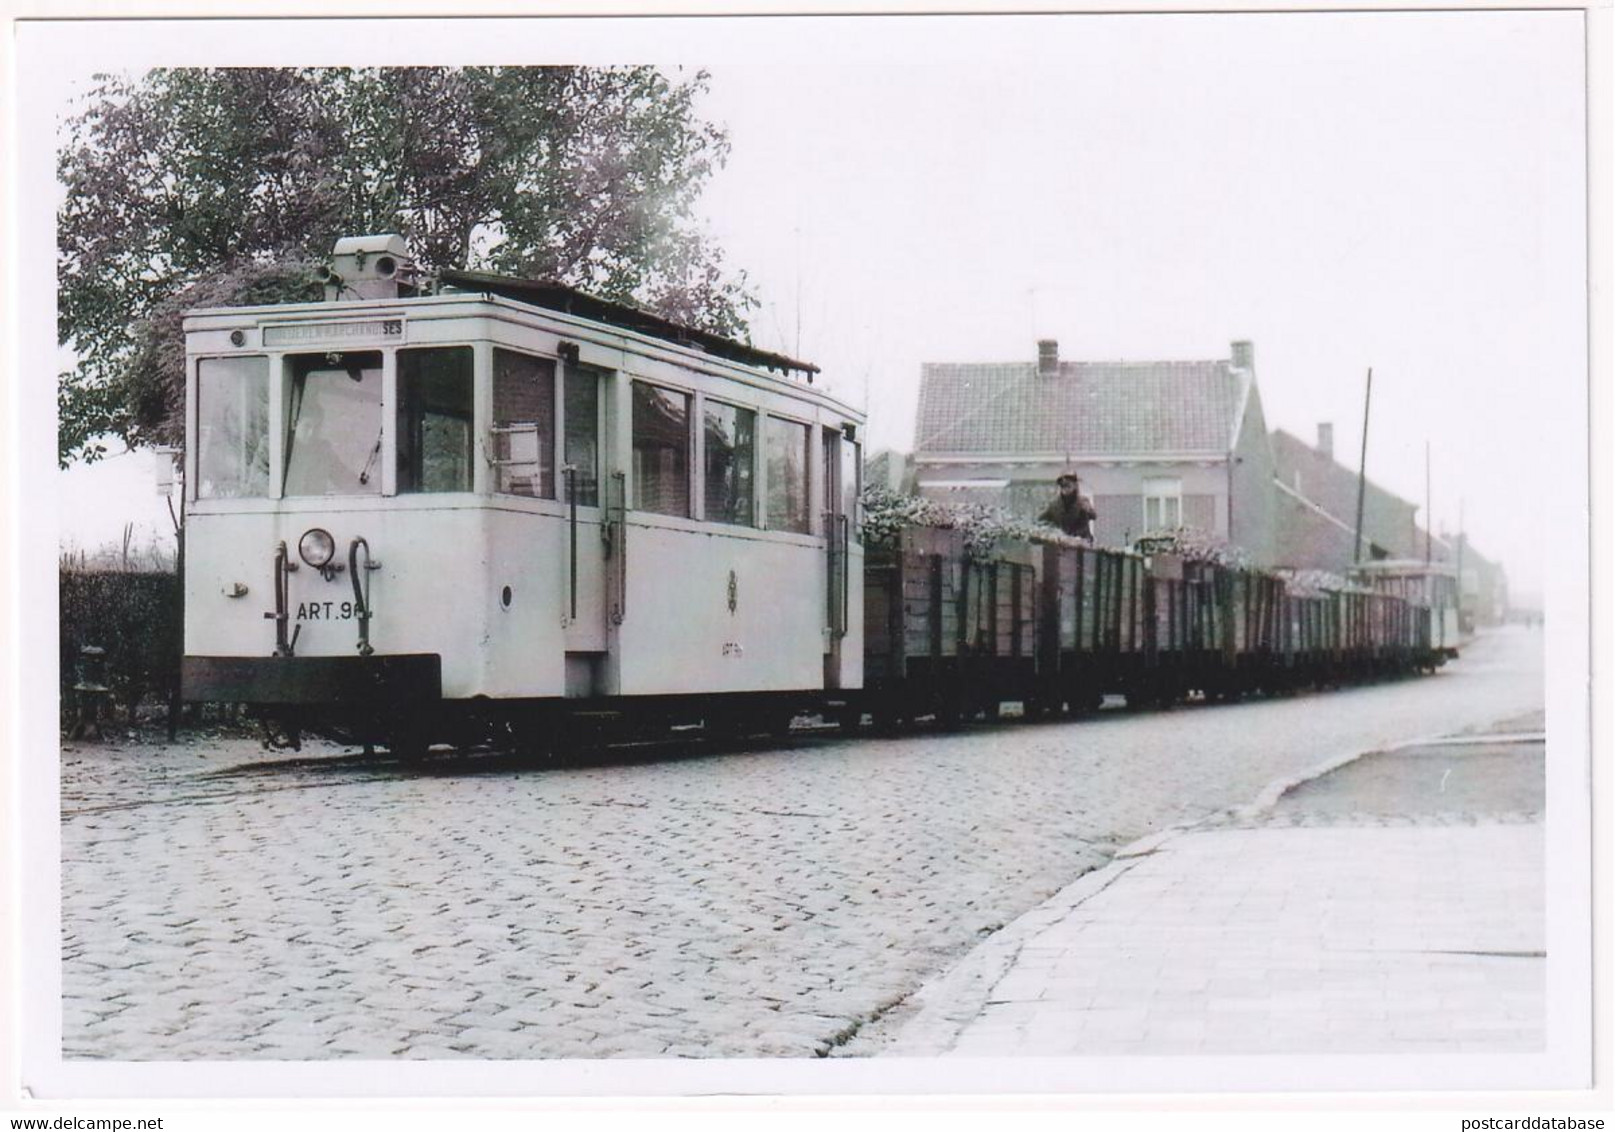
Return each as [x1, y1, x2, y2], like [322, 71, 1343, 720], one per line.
[1350, 558, 1462, 662]
[181, 236, 865, 751]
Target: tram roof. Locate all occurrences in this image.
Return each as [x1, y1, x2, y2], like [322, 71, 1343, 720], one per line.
[437, 268, 820, 379]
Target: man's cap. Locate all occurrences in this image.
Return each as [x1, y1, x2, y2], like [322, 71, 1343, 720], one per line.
[1056, 472, 1079, 484]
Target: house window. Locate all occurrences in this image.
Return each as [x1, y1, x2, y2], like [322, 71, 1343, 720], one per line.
[1142, 477, 1182, 532]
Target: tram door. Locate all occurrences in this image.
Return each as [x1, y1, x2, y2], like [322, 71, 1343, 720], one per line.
[822, 426, 858, 689]
[561, 360, 609, 658]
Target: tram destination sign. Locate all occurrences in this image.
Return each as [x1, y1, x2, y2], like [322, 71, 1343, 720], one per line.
[262, 318, 404, 347]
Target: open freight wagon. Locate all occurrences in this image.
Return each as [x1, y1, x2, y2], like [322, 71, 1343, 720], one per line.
[862, 527, 1039, 724]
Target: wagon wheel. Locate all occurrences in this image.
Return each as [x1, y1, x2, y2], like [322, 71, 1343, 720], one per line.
[832, 702, 865, 733]
[933, 697, 966, 731]
[1067, 686, 1103, 716]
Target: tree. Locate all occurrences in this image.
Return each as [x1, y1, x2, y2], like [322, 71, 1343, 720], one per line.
[57, 66, 755, 465]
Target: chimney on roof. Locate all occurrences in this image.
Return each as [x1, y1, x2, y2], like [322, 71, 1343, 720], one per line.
[1037, 339, 1059, 378]
[1317, 422, 1334, 460]
[1230, 340, 1254, 371]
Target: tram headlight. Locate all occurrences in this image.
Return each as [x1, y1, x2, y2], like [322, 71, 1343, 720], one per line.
[298, 528, 336, 570]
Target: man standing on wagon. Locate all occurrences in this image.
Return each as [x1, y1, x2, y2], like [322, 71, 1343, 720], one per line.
[1040, 471, 1098, 540]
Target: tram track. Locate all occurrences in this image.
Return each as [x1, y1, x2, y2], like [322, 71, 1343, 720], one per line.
[56, 675, 1437, 821]
[57, 724, 858, 819]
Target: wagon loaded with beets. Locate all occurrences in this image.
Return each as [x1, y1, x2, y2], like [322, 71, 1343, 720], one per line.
[857, 492, 1452, 730]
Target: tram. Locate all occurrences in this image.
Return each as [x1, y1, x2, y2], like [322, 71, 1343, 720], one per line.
[1350, 558, 1463, 661]
[180, 235, 865, 753]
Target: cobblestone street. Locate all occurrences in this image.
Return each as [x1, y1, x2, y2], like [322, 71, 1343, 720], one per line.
[59, 627, 1543, 1060]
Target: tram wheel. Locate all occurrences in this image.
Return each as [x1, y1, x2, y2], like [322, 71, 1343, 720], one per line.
[386, 707, 436, 763]
[507, 713, 557, 761]
[872, 705, 909, 734]
[388, 732, 430, 763]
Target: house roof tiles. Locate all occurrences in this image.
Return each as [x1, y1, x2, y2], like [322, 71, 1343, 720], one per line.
[914, 359, 1247, 457]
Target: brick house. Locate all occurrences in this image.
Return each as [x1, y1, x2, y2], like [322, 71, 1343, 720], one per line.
[911, 339, 1279, 564]
[1270, 424, 1507, 624]
[1270, 426, 1423, 565]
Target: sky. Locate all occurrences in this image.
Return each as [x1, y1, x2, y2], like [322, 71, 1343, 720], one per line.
[43, 10, 1588, 603]
[689, 13, 1587, 603]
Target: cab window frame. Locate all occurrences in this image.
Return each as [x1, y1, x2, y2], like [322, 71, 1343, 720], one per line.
[281, 349, 387, 499]
[194, 353, 272, 501]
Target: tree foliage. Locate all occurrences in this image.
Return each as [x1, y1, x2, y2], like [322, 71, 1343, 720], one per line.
[58, 66, 755, 465]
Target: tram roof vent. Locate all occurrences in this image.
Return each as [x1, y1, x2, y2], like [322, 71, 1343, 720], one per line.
[321, 234, 418, 301]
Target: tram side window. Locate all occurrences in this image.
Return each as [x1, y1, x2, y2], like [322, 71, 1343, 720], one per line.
[631, 381, 690, 517]
[842, 437, 861, 544]
[563, 366, 600, 506]
[284, 351, 384, 496]
[703, 400, 756, 526]
[766, 416, 811, 534]
[398, 347, 474, 493]
[492, 349, 556, 499]
[196, 356, 270, 499]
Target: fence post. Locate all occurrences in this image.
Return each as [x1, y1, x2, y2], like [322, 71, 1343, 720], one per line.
[167, 535, 184, 741]
[69, 645, 111, 741]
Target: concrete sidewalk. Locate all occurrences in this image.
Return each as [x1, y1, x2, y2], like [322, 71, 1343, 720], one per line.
[874, 734, 1545, 1057]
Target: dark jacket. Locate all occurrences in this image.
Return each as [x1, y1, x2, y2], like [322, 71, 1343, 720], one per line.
[1040, 492, 1098, 539]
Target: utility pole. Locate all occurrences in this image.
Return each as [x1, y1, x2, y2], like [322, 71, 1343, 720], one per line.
[1456, 496, 1467, 624]
[1352, 367, 1373, 564]
[793, 217, 803, 361]
[1425, 440, 1432, 564]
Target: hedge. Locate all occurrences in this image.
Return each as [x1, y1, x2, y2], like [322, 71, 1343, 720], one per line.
[59, 568, 182, 724]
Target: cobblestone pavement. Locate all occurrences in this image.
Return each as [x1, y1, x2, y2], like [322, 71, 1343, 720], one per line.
[59, 627, 1543, 1060]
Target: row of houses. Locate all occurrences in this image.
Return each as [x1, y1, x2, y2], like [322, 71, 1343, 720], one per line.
[873, 338, 1507, 625]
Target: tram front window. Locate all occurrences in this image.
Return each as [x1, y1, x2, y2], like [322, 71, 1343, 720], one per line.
[284, 351, 384, 496]
[196, 355, 270, 499]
